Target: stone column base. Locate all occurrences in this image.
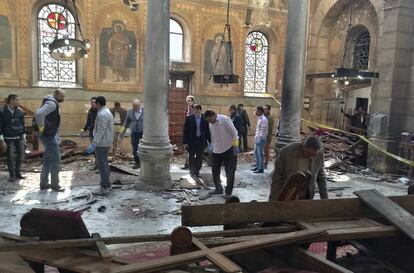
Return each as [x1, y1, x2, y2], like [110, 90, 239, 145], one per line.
[367, 137, 399, 173]
[137, 140, 173, 191]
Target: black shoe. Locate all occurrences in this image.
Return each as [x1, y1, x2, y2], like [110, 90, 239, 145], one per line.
[251, 167, 258, 171]
[181, 166, 189, 170]
[16, 174, 25, 179]
[132, 164, 140, 169]
[51, 186, 65, 192]
[8, 177, 17, 182]
[209, 189, 224, 195]
[40, 184, 51, 190]
[89, 166, 97, 171]
[253, 169, 264, 173]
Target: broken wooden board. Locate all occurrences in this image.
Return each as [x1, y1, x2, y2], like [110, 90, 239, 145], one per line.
[0, 226, 298, 252]
[181, 195, 414, 227]
[192, 237, 241, 273]
[108, 229, 326, 273]
[109, 164, 139, 176]
[354, 189, 414, 241]
[92, 233, 112, 260]
[0, 238, 35, 273]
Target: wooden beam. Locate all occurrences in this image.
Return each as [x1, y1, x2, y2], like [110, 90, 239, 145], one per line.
[354, 190, 414, 240]
[199, 226, 399, 247]
[287, 246, 353, 273]
[92, 233, 112, 260]
[0, 226, 297, 252]
[107, 229, 326, 273]
[0, 238, 35, 273]
[192, 237, 242, 273]
[181, 195, 414, 227]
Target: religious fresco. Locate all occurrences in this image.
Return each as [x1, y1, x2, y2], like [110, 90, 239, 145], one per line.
[203, 32, 232, 86]
[0, 15, 12, 75]
[99, 20, 137, 83]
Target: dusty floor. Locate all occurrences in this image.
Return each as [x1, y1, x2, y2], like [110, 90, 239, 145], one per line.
[0, 154, 409, 240]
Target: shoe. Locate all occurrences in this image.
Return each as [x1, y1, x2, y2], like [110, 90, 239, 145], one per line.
[40, 184, 51, 190]
[16, 174, 25, 179]
[181, 165, 189, 170]
[8, 177, 17, 182]
[51, 186, 65, 192]
[209, 189, 224, 195]
[95, 170, 99, 174]
[253, 169, 264, 173]
[132, 164, 140, 169]
[93, 187, 111, 195]
[251, 168, 258, 171]
[89, 166, 97, 171]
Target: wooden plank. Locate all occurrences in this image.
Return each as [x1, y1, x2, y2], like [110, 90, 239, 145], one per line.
[0, 226, 297, 252]
[92, 233, 112, 260]
[0, 238, 35, 273]
[181, 195, 414, 227]
[18, 248, 128, 273]
[354, 190, 414, 240]
[107, 229, 326, 273]
[192, 237, 242, 273]
[199, 226, 399, 247]
[287, 246, 353, 273]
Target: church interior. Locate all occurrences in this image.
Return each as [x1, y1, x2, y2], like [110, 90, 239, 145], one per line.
[0, 0, 413, 272]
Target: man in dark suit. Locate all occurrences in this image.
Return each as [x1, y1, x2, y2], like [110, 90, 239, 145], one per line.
[183, 104, 211, 177]
[237, 104, 250, 152]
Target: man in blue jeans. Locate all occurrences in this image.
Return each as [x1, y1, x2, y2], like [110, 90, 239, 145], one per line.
[251, 106, 268, 174]
[86, 96, 114, 195]
[35, 89, 65, 191]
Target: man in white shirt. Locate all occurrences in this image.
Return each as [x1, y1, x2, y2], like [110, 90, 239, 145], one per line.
[252, 106, 268, 173]
[204, 110, 239, 197]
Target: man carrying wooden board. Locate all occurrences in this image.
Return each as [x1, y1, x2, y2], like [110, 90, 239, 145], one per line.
[270, 136, 328, 201]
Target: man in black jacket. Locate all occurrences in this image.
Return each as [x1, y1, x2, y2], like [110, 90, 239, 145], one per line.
[228, 104, 243, 149]
[0, 94, 26, 182]
[81, 97, 97, 142]
[81, 97, 97, 170]
[182, 104, 210, 177]
[237, 104, 250, 152]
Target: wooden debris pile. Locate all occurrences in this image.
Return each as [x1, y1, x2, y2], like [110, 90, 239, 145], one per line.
[1, 193, 413, 273]
[308, 126, 367, 172]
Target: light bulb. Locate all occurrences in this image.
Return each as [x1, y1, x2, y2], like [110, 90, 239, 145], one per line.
[344, 80, 350, 85]
[333, 79, 338, 83]
[64, 51, 72, 57]
[64, 39, 69, 45]
[84, 54, 88, 58]
[85, 43, 90, 49]
[357, 75, 363, 79]
[331, 74, 335, 78]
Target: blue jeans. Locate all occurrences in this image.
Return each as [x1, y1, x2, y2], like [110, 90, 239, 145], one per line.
[95, 147, 111, 189]
[254, 138, 266, 170]
[39, 135, 61, 187]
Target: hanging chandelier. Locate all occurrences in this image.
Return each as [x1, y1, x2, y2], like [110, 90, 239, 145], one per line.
[306, 0, 379, 84]
[48, 0, 90, 61]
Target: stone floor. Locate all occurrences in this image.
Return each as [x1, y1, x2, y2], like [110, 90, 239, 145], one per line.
[0, 155, 408, 242]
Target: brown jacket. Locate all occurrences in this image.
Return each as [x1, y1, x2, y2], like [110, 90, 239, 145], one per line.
[269, 142, 328, 201]
[110, 107, 127, 125]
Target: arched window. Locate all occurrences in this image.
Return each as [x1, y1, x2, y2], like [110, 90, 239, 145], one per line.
[37, 4, 77, 84]
[353, 31, 370, 70]
[244, 31, 269, 94]
[170, 19, 184, 62]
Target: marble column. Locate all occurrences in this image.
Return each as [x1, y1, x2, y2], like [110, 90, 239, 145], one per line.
[368, 1, 414, 172]
[138, 0, 173, 190]
[277, 0, 309, 147]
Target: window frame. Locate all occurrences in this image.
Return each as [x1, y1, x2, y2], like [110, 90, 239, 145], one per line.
[169, 18, 185, 62]
[243, 31, 270, 95]
[352, 30, 370, 70]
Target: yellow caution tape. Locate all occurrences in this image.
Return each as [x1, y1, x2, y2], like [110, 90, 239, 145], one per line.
[270, 96, 414, 168]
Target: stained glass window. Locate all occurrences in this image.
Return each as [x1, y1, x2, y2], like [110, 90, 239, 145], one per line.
[170, 19, 184, 62]
[244, 31, 269, 94]
[353, 31, 370, 70]
[38, 4, 77, 84]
